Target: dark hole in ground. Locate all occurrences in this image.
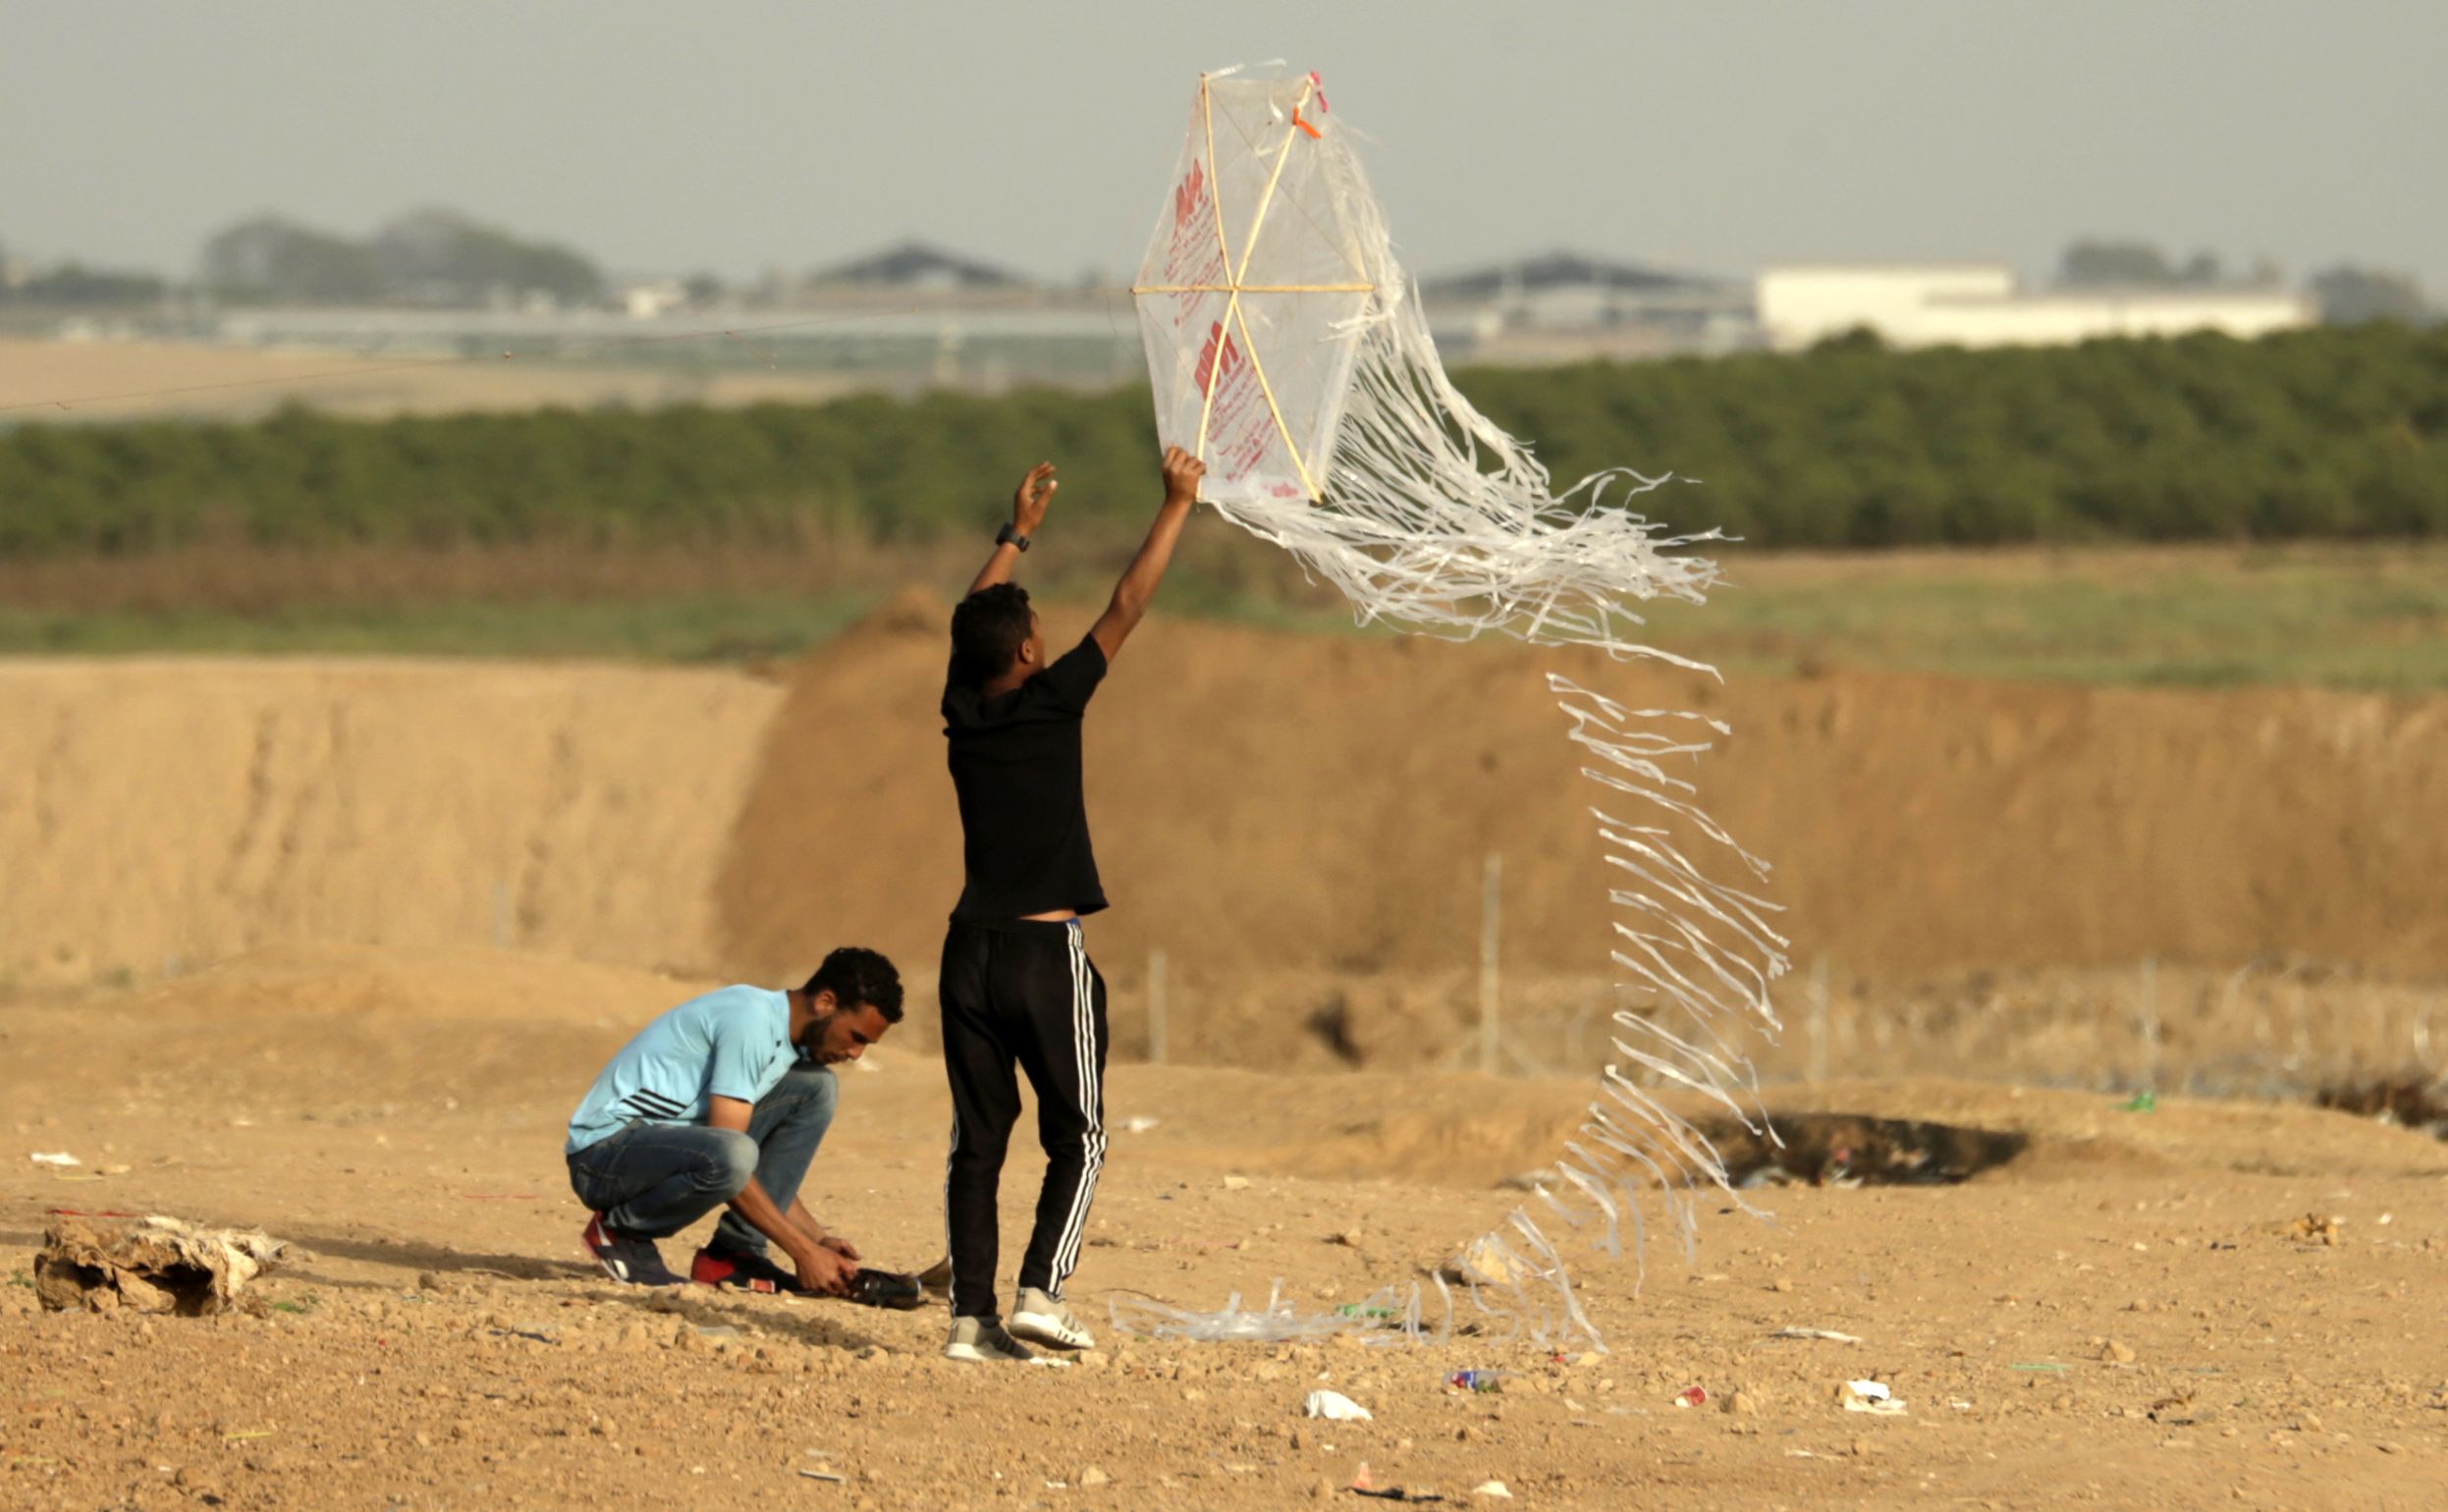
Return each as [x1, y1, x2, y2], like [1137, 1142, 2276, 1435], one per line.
[1696, 1112, 2030, 1187]
[2315, 1077, 2448, 1140]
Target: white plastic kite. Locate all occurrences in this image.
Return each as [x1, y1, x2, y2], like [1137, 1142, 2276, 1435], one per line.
[1131, 70, 1790, 1350]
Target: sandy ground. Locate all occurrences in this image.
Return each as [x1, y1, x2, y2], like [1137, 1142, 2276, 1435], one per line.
[0, 339, 866, 422]
[4, 631, 2444, 1508]
[3, 945, 2446, 1510]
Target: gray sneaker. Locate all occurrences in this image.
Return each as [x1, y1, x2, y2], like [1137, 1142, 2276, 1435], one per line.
[1007, 1286, 1096, 1350]
[945, 1316, 1037, 1364]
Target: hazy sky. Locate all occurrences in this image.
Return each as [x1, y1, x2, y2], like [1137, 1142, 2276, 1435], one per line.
[7, 1, 2442, 293]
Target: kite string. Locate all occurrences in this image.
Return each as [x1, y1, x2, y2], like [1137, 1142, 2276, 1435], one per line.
[1126, 73, 1791, 1352]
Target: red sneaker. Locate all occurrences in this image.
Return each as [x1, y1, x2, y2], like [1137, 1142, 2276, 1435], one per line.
[690, 1246, 926, 1310]
[690, 1245, 801, 1294]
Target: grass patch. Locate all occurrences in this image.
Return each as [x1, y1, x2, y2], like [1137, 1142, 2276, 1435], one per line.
[1638, 544, 2448, 692]
[0, 591, 879, 663]
[0, 543, 2440, 691]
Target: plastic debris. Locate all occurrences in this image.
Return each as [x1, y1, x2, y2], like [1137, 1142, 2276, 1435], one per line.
[1120, 1116, 1161, 1133]
[797, 1468, 845, 1483]
[1841, 1379, 1906, 1416]
[28, 1152, 80, 1166]
[2123, 1090, 2157, 1113]
[34, 1215, 284, 1316]
[1304, 1389, 1374, 1422]
[1473, 1483, 1513, 1499]
[1447, 1370, 1503, 1394]
[1770, 1326, 1863, 1343]
[1222, 1174, 1252, 1191]
[1675, 1385, 1708, 1408]
[1111, 1279, 1449, 1346]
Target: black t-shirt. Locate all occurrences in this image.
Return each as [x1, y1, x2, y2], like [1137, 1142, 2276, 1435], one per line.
[942, 634, 1110, 922]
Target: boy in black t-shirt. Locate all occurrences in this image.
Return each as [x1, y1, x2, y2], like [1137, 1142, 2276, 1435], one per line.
[935, 446, 1205, 1364]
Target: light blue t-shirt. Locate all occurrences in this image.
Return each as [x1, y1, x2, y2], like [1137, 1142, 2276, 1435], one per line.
[567, 985, 798, 1154]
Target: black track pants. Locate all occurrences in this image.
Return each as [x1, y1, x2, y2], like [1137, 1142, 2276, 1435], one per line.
[939, 917, 1108, 1321]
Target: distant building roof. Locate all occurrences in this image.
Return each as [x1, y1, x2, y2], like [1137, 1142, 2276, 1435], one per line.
[814, 241, 1029, 290]
[1424, 249, 1719, 300]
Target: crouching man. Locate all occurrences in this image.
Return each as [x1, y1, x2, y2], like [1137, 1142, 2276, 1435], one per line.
[566, 946, 918, 1306]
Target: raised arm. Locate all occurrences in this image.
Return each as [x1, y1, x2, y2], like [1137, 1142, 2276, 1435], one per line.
[1089, 447, 1204, 663]
[965, 461, 1057, 598]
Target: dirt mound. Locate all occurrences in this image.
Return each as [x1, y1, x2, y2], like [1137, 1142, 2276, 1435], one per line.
[0, 658, 779, 987]
[717, 596, 2448, 990]
[9, 604, 2443, 1008]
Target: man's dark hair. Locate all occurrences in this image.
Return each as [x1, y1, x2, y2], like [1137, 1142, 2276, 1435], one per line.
[804, 946, 903, 1024]
[950, 582, 1033, 687]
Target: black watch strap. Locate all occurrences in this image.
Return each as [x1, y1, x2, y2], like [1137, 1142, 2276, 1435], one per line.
[996, 522, 1032, 553]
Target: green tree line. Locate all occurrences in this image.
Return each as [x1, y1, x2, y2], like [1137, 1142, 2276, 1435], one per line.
[3, 323, 2443, 559]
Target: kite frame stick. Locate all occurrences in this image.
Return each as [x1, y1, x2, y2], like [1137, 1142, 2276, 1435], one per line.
[1192, 76, 1234, 462]
[1190, 74, 1329, 502]
[1132, 283, 1376, 294]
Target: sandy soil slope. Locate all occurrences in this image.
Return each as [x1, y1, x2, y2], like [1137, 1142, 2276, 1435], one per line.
[2, 947, 2444, 1510]
[718, 596, 2448, 987]
[9, 606, 2444, 1004]
[0, 659, 780, 986]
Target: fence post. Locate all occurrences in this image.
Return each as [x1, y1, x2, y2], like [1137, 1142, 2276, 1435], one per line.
[1808, 957, 1830, 1083]
[2137, 956, 2160, 1092]
[1478, 853, 1501, 1077]
[1148, 947, 1169, 1065]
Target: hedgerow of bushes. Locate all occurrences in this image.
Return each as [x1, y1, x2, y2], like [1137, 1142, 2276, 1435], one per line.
[2, 323, 2442, 558]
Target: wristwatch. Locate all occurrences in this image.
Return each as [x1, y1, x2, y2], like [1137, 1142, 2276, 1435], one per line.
[996, 522, 1032, 553]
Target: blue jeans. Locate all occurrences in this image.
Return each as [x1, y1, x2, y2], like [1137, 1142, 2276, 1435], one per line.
[566, 1063, 838, 1255]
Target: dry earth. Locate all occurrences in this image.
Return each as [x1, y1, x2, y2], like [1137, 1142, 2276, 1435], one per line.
[3, 946, 2446, 1510]
[5, 621, 2446, 1508]
[0, 658, 779, 987]
[719, 594, 2448, 987]
[0, 339, 865, 422]
[6, 604, 2445, 999]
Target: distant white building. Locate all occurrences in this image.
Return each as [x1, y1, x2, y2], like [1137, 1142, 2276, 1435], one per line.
[1419, 250, 1757, 360]
[1758, 264, 2312, 351]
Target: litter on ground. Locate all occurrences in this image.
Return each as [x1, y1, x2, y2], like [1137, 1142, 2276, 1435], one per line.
[1841, 1379, 1907, 1416]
